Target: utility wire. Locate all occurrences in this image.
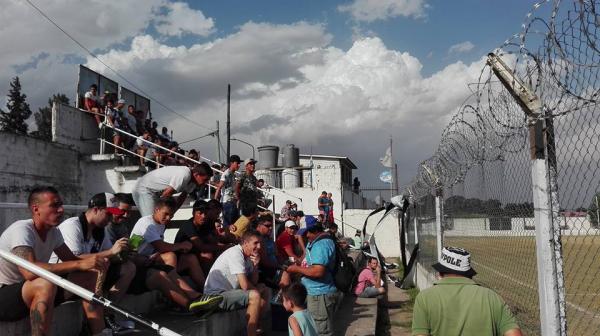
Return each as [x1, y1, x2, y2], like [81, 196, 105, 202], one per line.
[24, 0, 213, 131]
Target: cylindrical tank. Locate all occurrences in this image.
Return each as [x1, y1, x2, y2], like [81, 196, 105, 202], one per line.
[256, 169, 277, 187]
[281, 168, 301, 189]
[257, 145, 279, 169]
[282, 144, 300, 168]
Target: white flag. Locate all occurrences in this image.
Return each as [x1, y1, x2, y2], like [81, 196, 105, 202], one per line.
[380, 146, 392, 168]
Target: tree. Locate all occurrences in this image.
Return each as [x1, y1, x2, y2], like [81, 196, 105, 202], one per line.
[31, 93, 70, 141]
[0, 77, 32, 135]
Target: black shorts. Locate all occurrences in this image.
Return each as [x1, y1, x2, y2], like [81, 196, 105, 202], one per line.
[103, 263, 122, 290]
[127, 264, 174, 295]
[258, 267, 283, 289]
[0, 281, 67, 321]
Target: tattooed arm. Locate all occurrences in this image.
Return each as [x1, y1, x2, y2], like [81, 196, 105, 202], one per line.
[12, 245, 105, 280]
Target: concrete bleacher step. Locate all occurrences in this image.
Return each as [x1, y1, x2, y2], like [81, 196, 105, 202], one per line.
[86, 153, 121, 162]
[1, 291, 160, 336]
[335, 295, 378, 336]
[114, 165, 146, 174]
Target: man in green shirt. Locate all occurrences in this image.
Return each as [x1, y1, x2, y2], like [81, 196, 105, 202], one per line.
[412, 247, 522, 336]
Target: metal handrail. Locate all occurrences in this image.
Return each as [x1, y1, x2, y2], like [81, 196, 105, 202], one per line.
[333, 216, 362, 232]
[101, 138, 163, 168]
[0, 202, 88, 211]
[79, 107, 304, 206]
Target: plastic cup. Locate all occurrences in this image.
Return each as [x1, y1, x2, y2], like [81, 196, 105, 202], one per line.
[129, 234, 144, 251]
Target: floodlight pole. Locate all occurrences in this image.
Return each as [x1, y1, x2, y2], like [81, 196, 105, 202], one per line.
[216, 121, 222, 164]
[487, 52, 566, 336]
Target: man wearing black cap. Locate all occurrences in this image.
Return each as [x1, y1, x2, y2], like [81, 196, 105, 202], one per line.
[412, 246, 522, 336]
[173, 200, 234, 272]
[50, 192, 136, 333]
[214, 155, 242, 227]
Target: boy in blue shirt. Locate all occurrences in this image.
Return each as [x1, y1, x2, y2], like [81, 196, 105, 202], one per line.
[283, 283, 318, 336]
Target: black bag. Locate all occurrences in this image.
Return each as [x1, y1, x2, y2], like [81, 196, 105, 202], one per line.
[309, 234, 356, 293]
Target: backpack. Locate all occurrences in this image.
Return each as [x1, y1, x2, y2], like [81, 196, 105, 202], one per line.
[309, 234, 356, 293]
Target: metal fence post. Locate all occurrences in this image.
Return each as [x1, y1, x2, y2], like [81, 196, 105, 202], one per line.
[488, 53, 566, 336]
[272, 194, 276, 242]
[435, 190, 443, 262]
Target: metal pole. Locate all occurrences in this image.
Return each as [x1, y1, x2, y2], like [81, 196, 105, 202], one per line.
[487, 52, 566, 336]
[435, 191, 443, 262]
[390, 136, 394, 200]
[226, 84, 231, 160]
[272, 194, 277, 242]
[216, 121, 221, 164]
[341, 184, 345, 236]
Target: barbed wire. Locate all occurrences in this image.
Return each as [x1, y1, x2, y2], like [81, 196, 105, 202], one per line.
[405, 0, 600, 199]
[405, 1, 600, 334]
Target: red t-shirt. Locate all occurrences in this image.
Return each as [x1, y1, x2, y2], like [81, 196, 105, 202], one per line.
[276, 231, 296, 262]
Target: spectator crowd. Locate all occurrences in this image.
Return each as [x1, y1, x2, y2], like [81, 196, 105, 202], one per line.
[0, 84, 523, 335]
[0, 155, 369, 336]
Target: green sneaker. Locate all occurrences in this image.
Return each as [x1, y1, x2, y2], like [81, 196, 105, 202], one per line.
[189, 294, 223, 314]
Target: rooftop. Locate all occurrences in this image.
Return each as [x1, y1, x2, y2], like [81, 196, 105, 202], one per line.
[299, 154, 357, 169]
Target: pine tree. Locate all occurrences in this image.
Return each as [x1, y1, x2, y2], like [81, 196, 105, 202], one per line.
[0, 77, 32, 135]
[32, 93, 70, 141]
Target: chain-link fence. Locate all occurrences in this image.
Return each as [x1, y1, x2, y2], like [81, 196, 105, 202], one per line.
[402, 1, 600, 334]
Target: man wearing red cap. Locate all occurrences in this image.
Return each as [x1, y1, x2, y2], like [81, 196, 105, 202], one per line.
[50, 192, 136, 333]
[412, 246, 522, 336]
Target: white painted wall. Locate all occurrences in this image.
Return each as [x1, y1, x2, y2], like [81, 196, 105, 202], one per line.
[0, 132, 85, 230]
[445, 217, 599, 236]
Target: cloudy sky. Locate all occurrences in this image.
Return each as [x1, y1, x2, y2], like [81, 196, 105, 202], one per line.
[1, 0, 538, 188]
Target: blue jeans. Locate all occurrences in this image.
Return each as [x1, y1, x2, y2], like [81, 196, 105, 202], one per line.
[222, 201, 239, 227]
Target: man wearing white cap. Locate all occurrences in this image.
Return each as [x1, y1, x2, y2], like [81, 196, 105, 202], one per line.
[276, 220, 302, 263]
[412, 246, 522, 336]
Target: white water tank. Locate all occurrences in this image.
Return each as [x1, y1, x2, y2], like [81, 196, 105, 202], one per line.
[282, 168, 301, 189]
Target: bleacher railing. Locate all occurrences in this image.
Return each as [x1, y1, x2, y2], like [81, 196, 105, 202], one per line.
[77, 107, 304, 209]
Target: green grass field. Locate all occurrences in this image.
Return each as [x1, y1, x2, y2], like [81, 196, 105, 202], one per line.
[443, 236, 600, 335]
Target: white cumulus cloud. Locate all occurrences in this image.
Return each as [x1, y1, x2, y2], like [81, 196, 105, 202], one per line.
[338, 0, 428, 22]
[0, 1, 486, 186]
[154, 2, 215, 37]
[448, 41, 475, 54]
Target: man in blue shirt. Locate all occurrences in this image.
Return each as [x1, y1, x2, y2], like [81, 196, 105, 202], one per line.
[287, 223, 342, 336]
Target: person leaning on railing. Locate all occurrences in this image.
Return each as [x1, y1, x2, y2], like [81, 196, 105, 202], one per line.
[132, 162, 213, 217]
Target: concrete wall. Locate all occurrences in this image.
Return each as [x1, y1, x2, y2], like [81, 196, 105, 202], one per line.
[0, 104, 139, 231]
[445, 216, 600, 237]
[299, 157, 342, 190]
[0, 132, 85, 230]
[52, 102, 98, 154]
